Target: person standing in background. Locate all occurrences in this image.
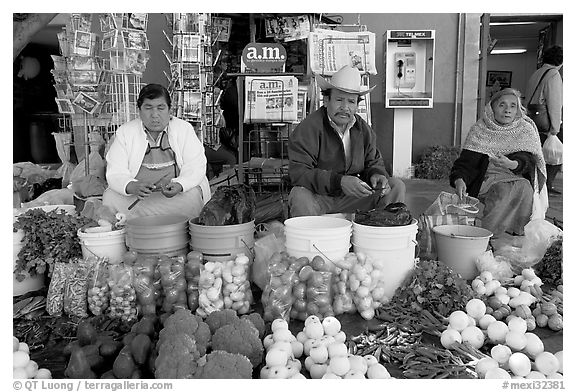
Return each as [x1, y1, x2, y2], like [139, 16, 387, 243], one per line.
[525, 45, 563, 195]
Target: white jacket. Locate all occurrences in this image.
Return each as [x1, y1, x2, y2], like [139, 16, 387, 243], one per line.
[105, 117, 211, 203]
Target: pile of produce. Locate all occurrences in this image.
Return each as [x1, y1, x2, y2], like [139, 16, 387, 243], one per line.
[13, 336, 52, 379]
[354, 202, 413, 227]
[14, 296, 46, 320]
[13, 208, 92, 280]
[441, 298, 563, 379]
[469, 268, 562, 332]
[260, 316, 393, 379]
[198, 184, 256, 226]
[382, 259, 474, 318]
[534, 238, 563, 288]
[60, 309, 266, 379]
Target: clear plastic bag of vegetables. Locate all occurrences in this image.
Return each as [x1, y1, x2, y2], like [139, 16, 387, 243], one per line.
[196, 260, 224, 318]
[185, 251, 203, 312]
[332, 271, 356, 316]
[157, 255, 188, 315]
[46, 262, 71, 316]
[108, 263, 138, 322]
[63, 258, 91, 317]
[222, 254, 253, 315]
[132, 254, 160, 316]
[262, 252, 298, 322]
[292, 257, 335, 321]
[349, 252, 387, 320]
[87, 257, 110, 316]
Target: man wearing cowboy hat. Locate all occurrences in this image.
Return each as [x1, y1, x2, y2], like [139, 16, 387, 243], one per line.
[288, 65, 405, 217]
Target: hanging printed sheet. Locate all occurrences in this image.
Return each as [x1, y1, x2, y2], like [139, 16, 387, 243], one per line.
[308, 28, 377, 75]
[244, 76, 298, 123]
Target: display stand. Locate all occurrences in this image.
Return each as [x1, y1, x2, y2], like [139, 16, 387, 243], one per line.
[228, 72, 302, 190]
[164, 13, 219, 147]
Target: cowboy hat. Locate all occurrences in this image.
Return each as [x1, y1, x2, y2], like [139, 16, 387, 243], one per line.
[316, 65, 376, 96]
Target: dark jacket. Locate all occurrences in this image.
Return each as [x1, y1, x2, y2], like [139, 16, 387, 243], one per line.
[288, 106, 388, 196]
[450, 149, 537, 197]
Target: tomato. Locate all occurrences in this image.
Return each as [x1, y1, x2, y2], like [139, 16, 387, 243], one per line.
[310, 256, 325, 271]
[123, 250, 138, 264]
[292, 282, 306, 299]
[298, 265, 314, 281]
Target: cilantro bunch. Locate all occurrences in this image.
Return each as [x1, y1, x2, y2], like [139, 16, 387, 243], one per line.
[13, 208, 92, 282]
[534, 238, 563, 288]
[389, 259, 474, 318]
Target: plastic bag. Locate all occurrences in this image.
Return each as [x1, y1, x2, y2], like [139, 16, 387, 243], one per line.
[542, 134, 563, 165]
[108, 264, 138, 322]
[196, 261, 224, 318]
[158, 255, 188, 314]
[133, 255, 160, 316]
[418, 191, 480, 260]
[521, 219, 563, 266]
[348, 253, 387, 320]
[70, 151, 106, 185]
[87, 258, 110, 316]
[332, 269, 356, 316]
[475, 250, 514, 282]
[63, 258, 91, 317]
[262, 252, 298, 322]
[185, 251, 203, 312]
[46, 262, 71, 316]
[290, 255, 335, 321]
[252, 233, 285, 290]
[222, 254, 253, 314]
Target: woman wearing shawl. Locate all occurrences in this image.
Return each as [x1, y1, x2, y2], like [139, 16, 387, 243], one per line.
[450, 88, 548, 237]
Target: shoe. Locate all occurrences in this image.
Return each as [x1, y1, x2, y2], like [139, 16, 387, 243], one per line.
[548, 188, 562, 195]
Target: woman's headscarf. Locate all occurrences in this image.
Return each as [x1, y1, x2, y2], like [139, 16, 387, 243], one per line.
[463, 88, 547, 191]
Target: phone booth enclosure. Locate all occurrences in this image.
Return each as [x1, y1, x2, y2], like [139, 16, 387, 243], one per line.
[384, 30, 435, 109]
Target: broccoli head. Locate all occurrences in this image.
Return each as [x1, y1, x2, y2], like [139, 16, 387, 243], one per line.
[154, 333, 201, 379]
[241, 313, 266, 339]
[205, 309, 239, 334]
[197, 350, 253, 379]
[159, 308, 211, 355]
[211, 319, 263, 368]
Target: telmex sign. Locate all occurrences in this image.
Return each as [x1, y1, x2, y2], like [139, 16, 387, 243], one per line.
[241, 43, 287, 72]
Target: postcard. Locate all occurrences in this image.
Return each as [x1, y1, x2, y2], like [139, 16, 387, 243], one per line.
[55, 98, 75, 114]
[73, 92, 99, 114]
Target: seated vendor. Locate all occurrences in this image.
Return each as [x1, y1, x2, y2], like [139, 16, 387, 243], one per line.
[450, 88, 548, 237]
[103, 84, 211, 219]
[287, 65, 405, 217]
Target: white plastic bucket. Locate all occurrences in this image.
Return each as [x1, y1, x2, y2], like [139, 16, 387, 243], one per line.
[126, 214, 189, 256]
[13, 230, 44, 296]
[433, 224, 493, 280]
[77, 227, 127, 264]
[352, 219, 419, 300]
[284, 216, 352, 266]
[189, 219, 255, 262]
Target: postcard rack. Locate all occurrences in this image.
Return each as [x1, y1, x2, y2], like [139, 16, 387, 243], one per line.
[164, 13, 220, 148]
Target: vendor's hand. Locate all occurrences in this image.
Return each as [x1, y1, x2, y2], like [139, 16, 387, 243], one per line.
[126, 181, 155, 199]
[454, 178, 467, 200]
[370, 174, 391, 195]
[491, 154, 518, 170]
[161, 182, 183, 198]
[341, 175, 373, 198]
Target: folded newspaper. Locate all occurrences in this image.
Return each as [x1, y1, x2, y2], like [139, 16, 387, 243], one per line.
[244, 76, 298, 123]
[308, 28, 377, 75]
